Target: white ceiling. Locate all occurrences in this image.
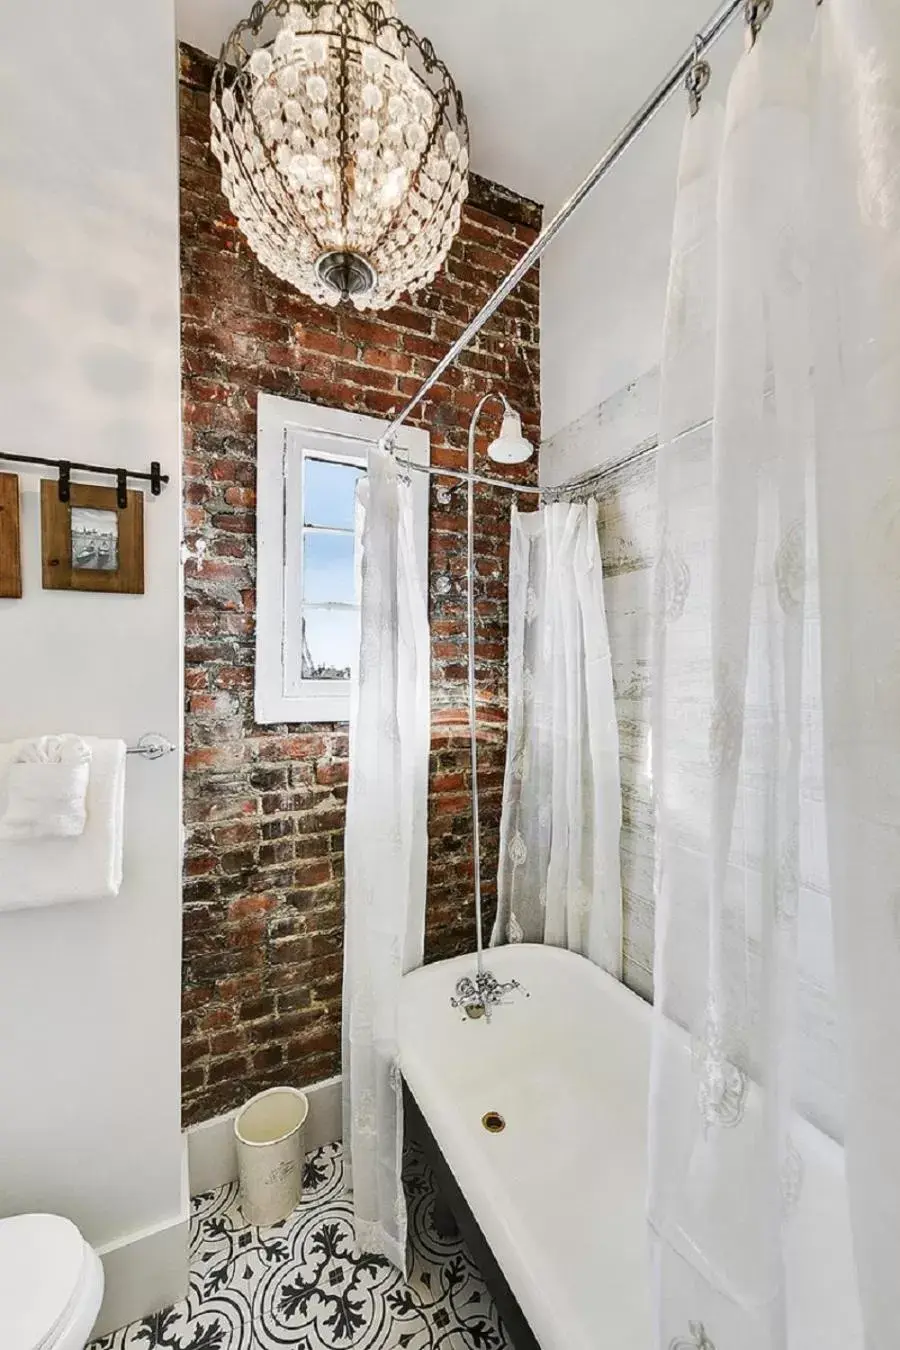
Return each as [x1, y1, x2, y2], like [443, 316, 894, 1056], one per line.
[176, 0, 720, 213]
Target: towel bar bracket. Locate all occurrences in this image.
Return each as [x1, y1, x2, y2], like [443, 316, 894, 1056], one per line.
[126, 734, 176, 761]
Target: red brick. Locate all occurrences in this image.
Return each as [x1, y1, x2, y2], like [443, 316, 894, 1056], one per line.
[210, 1029, 245, 1056]
[259, 735, 326, 762]
[209, 457, 239, 481]
[432, 771, 466, 793]
[315, 759, 348, 787]
[361, 345, 412, 373]
[294, 327, 358, 360]
[182, 1037, 209, 1066]
[184, 745, 244, 773]
[253, 1045, 284, 1071]
[339, 363, 396, 392]
[294, 860, 332, 888]
[224, 486, 255, 508]
[227, 893, 278, 921]
[197, 1006, 235, 1033]
[208, 1054, 248, 1085]
[185, 853, 217, 877]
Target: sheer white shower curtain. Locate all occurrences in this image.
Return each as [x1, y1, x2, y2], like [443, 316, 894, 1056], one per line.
[493, 502, 622, 976]
[342, 448, 430, 1270]
[649, 2, 900, 1347]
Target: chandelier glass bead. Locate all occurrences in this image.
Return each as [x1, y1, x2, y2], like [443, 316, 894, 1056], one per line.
[211, 0, 470, 310]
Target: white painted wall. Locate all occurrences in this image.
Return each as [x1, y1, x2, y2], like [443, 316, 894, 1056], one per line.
[540, 23, 743, 447]
[540, 110, 680, 443]
[0, 0, 184, 1285]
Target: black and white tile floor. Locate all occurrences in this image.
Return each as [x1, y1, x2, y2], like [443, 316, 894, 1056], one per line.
[89, 1142, 511, 1350]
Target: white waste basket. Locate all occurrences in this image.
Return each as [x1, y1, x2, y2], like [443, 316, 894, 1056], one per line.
[234, 1086, 309, 1226]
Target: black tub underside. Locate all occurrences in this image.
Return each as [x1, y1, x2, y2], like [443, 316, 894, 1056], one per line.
[403, 1082, 542, 1350]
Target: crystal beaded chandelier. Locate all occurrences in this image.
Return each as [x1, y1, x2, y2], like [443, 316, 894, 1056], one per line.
[211, 0, 470, 311]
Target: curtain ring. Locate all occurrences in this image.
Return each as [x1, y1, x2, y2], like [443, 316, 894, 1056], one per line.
[685, 36, 711, 117]
[387, 435, 411, 487]
[744, 0, 773, 46]
[383, 434, 410, 486]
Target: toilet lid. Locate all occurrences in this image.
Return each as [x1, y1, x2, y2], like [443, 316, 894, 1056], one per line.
[0, 1214, 88, 1350]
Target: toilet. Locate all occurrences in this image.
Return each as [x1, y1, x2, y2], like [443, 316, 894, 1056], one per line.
[0, 1214, 104, 1350]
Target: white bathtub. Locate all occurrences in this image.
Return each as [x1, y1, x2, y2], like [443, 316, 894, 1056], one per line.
[398, 944, 654, 1350]
[399, 943, 863, 1350]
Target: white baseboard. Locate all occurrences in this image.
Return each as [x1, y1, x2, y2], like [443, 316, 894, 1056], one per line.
[91, 1139, 190, 1339]
[89, 1080, 343, 1340]
[186, 1074, 343, 1197]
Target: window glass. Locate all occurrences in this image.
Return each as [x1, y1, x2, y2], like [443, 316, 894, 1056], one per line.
[302, 529, 356, 605]
[301, 608, 359, 681]
[304, 456, 363, 530]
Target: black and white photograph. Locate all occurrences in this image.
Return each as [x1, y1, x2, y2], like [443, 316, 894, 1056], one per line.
[70, 506, 119, 572]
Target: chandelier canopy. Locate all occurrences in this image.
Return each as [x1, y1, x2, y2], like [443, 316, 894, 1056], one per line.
[211, 0, 470, 311]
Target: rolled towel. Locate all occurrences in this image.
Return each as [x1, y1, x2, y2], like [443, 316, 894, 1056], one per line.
[0, 735, 92, 840]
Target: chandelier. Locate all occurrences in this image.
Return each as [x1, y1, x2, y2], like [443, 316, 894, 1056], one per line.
[211, 0, 470, 311]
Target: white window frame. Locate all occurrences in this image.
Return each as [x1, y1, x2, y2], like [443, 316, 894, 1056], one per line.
[255, 393, 430, 724]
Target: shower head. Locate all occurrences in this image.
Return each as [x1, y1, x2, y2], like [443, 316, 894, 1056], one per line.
[487, 406, 534, 464]
[468, 391, 534, 466]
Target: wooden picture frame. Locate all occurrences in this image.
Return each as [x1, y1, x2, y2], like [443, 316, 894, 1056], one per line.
[0, 473, 22, 598]
[41, 480, 144, 594]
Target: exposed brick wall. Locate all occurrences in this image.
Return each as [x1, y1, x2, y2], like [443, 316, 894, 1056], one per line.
[179, 43, 541, 1125]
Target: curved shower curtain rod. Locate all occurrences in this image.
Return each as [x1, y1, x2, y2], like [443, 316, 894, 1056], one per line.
[380, 0, 748, 468]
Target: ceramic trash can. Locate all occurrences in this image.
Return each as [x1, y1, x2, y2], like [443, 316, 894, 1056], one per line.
[234, 1086, 309, 1226]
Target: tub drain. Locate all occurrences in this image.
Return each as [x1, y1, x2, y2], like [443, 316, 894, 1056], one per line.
[482, 1111, 506, 1134]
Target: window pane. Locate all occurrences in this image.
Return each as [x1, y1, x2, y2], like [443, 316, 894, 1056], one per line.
[303, 529, 356, 604]
[301, 608, 358, 681]
[304, 456, 363, 530]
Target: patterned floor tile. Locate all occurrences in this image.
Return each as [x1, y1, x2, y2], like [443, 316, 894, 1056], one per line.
[89, 1143, 510, 1350]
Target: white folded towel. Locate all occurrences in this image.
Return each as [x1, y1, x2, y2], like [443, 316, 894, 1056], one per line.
[0, 735, 92, 840]
[0, 737, 127, 911]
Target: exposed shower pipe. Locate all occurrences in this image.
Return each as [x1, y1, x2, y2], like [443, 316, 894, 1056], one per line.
[463, 391, 534, 990]
[379, 0, 745, 450]
[465, 396, 497, 989]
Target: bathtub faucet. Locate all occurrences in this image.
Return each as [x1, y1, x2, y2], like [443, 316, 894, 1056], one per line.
[451, 968, 521, 1021]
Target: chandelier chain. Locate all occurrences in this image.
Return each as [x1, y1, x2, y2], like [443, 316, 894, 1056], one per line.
[336, 0, 352, 236]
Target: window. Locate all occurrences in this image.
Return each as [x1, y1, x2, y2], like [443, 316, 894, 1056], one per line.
[255, 394, 430, 724]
